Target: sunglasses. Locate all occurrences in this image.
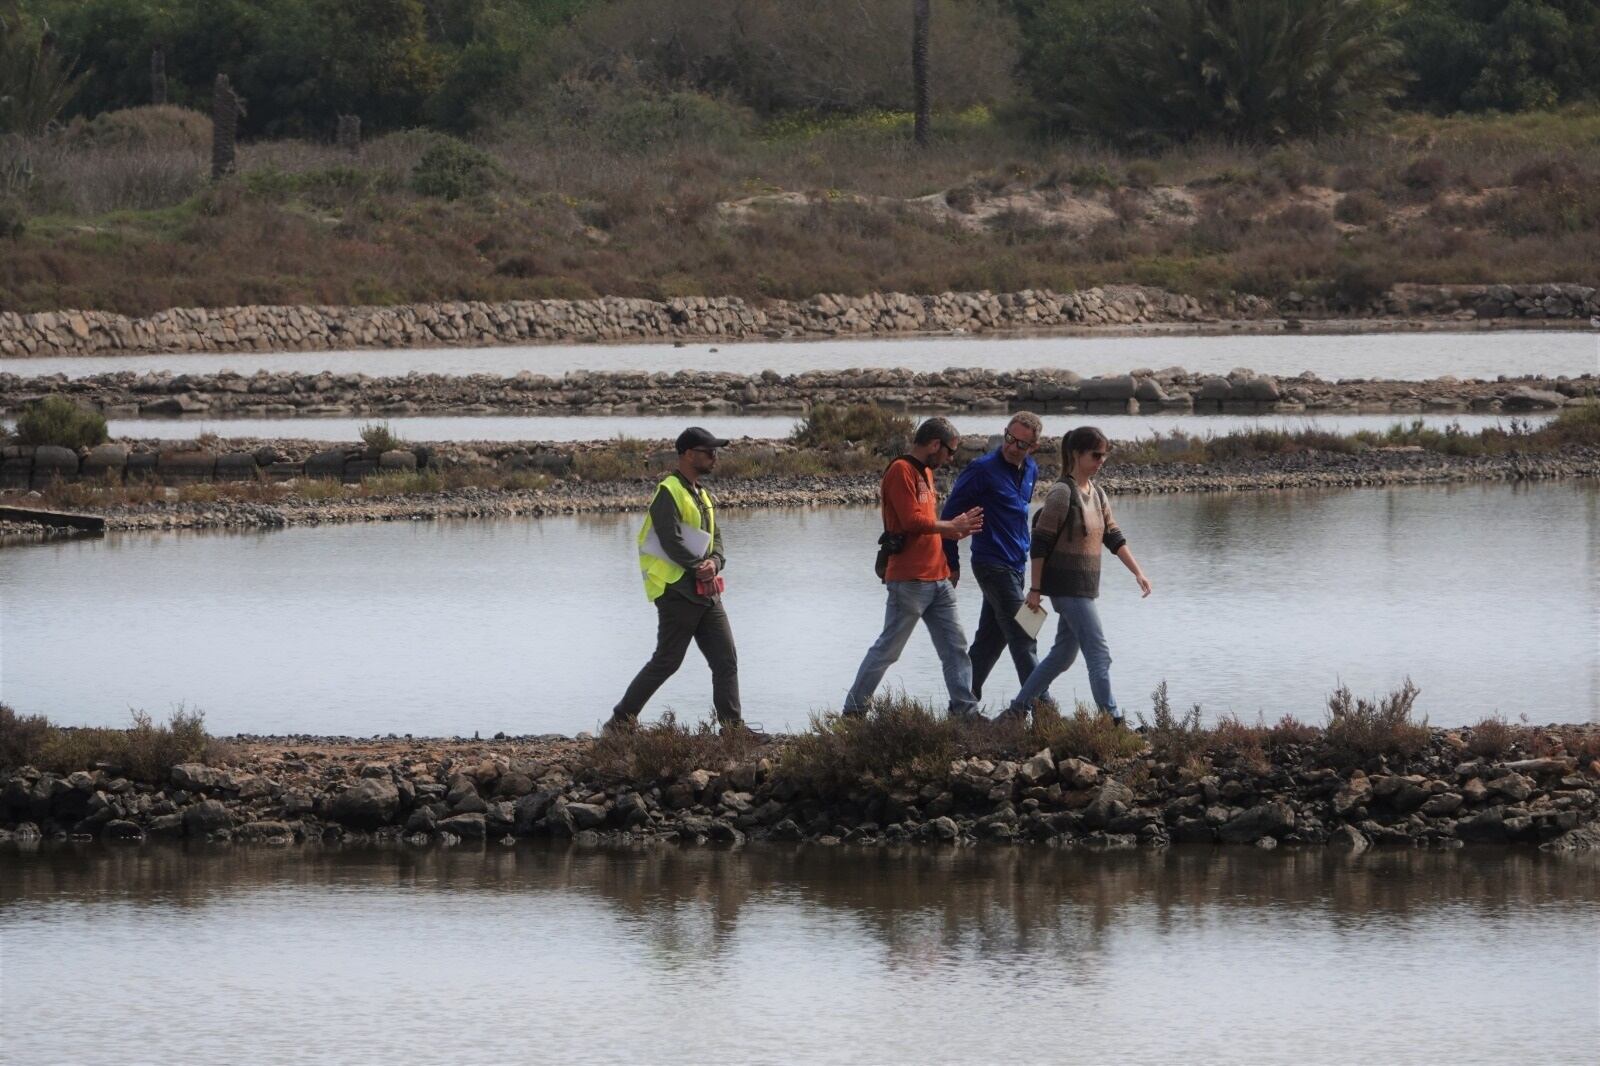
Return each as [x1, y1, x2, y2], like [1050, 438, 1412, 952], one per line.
[1004, 431, 1038, 450]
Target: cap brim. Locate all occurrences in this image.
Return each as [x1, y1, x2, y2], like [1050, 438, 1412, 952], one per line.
[708, 437, 731, 448]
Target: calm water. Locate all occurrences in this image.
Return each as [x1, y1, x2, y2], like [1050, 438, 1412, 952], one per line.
[1, 844, 1595, 1065]
[81, 410, 1555, 444]
[2, 483, 1594, 735]
[6, 329, 1596, 380]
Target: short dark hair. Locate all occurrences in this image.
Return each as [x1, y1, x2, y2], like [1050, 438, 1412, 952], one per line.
[914, 416, 958, 448]
[1061, 425, 1110, 470]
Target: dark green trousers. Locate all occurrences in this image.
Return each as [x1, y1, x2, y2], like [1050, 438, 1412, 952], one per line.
[614, 592, 741, 724]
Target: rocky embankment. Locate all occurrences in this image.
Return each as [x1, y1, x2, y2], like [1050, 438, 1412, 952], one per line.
[5, 365, 1592, 422]
[5, 445, 1597, 535]
[3, 728, 1597, 852]
[1, 283, 1596, 358]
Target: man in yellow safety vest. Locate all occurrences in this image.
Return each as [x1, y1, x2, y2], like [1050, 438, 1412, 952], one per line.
[608, 427, 750, 736]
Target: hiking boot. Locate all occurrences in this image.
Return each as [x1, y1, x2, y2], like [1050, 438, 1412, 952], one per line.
[719, 718, 771, 743]
[602, 711, 638, 737]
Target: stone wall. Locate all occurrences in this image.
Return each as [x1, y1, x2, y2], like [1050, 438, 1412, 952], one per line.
[4, 729, 1598, 850]
[2, 282, 1593, 358]
[5, 364, 1592, 422]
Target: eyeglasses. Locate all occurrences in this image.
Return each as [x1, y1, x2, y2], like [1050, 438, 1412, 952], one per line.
[690, 447, 717, 457]
[1004, 431, 1038, 451]
[939, 440, 959, 456]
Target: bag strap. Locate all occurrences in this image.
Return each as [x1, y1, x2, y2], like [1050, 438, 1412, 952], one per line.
[880, 455, 923, 533]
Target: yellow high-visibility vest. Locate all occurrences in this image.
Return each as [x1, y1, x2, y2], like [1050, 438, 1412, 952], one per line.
[637, 475, 715, 601]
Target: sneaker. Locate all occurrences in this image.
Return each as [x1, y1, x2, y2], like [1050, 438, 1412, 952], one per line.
[950, 708, 990, 725]
[992, 705, 1028, 727]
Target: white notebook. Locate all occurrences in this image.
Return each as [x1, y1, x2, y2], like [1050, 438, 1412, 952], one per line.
[642, 522, 712, 563]
[1014, 601, 1048, 639]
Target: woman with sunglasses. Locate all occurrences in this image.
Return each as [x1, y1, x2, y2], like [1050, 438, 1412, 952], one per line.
[1003, 426, 1152, 726]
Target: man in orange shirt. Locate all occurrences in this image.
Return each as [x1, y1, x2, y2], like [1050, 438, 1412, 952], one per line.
[842, 417, 985, 719]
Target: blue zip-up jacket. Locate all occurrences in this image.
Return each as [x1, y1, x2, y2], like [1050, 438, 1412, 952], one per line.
[941, 447, 1038, 574]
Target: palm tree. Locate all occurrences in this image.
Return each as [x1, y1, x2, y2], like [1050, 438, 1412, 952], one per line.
[0, 4, 89, 135]
[1074, 0, 1406, 143]
[912, 0, 930, 147]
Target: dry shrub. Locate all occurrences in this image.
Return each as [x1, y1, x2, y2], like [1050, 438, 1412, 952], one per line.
[1208, 714, 1269, 770]
[0, 705, 52, 769]
[1334, 190, 1386, 225]
[1401, 155, 1449, 195]
[586, 711, 753, 781]
[1466, 716, 1514, 758]
[1258, 146, 1323, 191]
[64, 106, 213, 151]
[1138, 680, 1205, 762]
[1510, 157, 1582, 188]
[571, 436, 653, 480]
[1266, 714, 1319, 749]
[778, 695, 964, 794]
[0, 705, 225, 781]
[1035, 702, 1144, 763]
[1324, 680, 1429, 761]
[1272, 202, 1332, 236]
[1124, 159, 1160, 189]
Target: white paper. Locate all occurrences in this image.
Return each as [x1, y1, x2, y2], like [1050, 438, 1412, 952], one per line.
[1014, 601, 1048, 640]
[642, 522, 712, 563]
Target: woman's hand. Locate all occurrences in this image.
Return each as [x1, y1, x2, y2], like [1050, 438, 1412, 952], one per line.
[1134, 573, 1152, 598]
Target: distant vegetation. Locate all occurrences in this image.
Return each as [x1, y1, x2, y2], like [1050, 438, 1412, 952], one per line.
[1, 1, 1597, 313]
[13, 395, 109, 449]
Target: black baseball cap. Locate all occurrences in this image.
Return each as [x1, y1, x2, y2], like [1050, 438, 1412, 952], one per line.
[676, 426, 731, 454]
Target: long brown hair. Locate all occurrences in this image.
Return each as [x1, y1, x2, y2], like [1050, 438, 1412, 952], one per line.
[1061, 425, 1109, 476]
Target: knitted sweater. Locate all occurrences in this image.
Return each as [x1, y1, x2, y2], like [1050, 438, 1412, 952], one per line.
[1030, 479, 1127, 598]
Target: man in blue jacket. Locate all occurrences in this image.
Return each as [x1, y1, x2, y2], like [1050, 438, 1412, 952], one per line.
[941, 412, 1046, 711]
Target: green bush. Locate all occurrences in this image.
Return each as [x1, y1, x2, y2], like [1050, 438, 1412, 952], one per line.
[1393, 1, 1600, 113]
[0, 194, 24, 239]
[359, 421, 402, 456]
[790, 402, 913, 456]
[63, 105, 211, 150]
[14, 395, 108, 448]
[1063, 0, 1405, 143]
[410, 137, 498, 200]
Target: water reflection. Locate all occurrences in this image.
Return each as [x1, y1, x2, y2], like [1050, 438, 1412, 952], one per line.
[2, 844, 1595, 1065]
[6, 843, 1595, 939]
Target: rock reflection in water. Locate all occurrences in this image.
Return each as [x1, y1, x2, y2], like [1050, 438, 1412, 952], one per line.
[3, 844, 1597, 1063]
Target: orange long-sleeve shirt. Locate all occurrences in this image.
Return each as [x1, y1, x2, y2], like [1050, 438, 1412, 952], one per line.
[881, 457, 951, 582]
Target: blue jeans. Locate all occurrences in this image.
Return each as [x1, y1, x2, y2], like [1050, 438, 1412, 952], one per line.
[969, 563, 1045, 702]
[1009, 595, 1118, 719]
[844, 579, 978, 716]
